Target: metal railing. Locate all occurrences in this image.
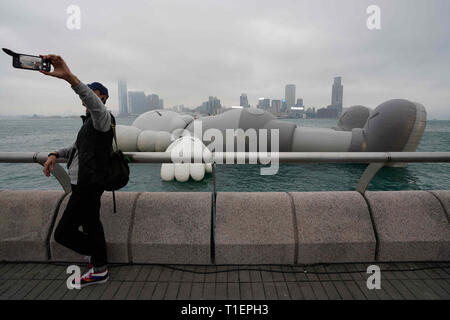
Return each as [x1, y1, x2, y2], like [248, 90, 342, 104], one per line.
[0, 151, 449, 195]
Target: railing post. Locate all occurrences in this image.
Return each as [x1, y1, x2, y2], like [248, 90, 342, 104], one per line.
[356, 163, 386, 194]
[33, 152, 72, 194]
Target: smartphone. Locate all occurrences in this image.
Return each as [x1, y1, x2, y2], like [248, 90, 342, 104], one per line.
[2, 48, 51, 72]
[13, 53, 51, 72]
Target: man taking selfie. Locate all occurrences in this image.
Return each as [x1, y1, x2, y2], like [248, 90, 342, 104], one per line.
[41, 55, 112, 288]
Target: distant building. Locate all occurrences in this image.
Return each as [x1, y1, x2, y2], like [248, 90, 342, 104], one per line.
[240, 93, 249, 107]
[331, 77, 343, 115]
[128, 91, 148, 115]
[305, 107, 316, 118]
[146, 94, 160, 110]
[317, 105, 338, 118]
[146, 95, 153, 111]
[208, 97, 221, 115]
[281, 99, 288, 113]
[258, 98, 270, 109]
[285, 84, 296, 111]
[197, 97, 222, 115]
[159, 99, 164, 109]
[118, 80, 128, 117]
[289, 98, 304, 118]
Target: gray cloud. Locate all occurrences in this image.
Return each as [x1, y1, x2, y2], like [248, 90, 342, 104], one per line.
[0, 0, 449, 119]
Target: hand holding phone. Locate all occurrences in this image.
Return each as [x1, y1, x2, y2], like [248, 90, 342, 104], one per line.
[2, 48, 51, 72]
[38, 54, 80, 87]
[3, 49, 80, 87]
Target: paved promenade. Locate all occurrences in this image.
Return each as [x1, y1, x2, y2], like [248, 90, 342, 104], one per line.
[0, 262, 449, 300]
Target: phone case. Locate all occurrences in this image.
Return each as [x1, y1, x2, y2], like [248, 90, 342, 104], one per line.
[12, 53, 51, 72]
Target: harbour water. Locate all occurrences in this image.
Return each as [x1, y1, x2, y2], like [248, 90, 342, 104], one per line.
[0, 117, 449, 192]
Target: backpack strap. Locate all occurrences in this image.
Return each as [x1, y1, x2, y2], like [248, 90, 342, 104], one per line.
[111, 113, 118, 214]
[110, 113, 119, 152]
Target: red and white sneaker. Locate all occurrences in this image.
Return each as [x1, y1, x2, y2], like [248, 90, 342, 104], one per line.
[73, 267, 109, 288]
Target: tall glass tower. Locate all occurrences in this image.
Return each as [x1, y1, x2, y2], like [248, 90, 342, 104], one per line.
[285, 84, 296, 110]
[331, 77, 343, 115]
[118, 80, 128, 117]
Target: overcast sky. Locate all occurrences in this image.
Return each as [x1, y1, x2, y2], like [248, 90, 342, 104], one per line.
[0, 0, 449, 119]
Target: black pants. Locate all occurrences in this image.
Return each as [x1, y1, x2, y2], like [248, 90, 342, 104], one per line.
[54, 183, 107, 268]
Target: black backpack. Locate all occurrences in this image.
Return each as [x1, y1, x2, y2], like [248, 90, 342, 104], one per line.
[102, 115, 130, 212]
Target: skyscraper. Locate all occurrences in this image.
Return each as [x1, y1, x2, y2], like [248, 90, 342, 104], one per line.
[118, 80, 128, 117]
[258, 98, 270, 109]
[240, 93, 249, 107]
[202, 96, 221, 115]
[208, 96, 221, 115]
[285, 84, 296, 111]
[128, 91, 148, 115]
[281, 99, 288, 113]
[145, 95, 151, 111]
[295, 98, 304, 108]
[331, 77, 344, 115]
[146, 94, 160, 110]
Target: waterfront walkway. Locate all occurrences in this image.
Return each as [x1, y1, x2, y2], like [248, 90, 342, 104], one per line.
[0, 262, 449, 300]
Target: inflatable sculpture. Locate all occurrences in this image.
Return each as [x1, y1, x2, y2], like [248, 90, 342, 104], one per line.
[115, 99, 427, 182]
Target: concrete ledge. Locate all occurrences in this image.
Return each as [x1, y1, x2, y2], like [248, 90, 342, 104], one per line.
[429, 190, 450, 223]
[290, 192, 376, 264]
[1, 190, 449, 264]
[366, 191, 450, 261]
[215, 192, 295, 264]
[0, 190, 66, 261]
[50, 191, 140, 263]
[130, 192, 211, 264]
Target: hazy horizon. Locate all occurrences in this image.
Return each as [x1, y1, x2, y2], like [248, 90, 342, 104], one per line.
[1, 0, 449, 119]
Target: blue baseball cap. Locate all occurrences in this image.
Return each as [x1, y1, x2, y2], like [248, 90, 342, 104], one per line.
[87, 82, 109, 97]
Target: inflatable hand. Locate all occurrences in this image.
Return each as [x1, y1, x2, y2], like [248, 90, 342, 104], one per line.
[161, 136, 213, 182]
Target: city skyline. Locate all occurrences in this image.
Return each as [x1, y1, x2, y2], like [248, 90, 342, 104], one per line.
[117, 77, 339, 119]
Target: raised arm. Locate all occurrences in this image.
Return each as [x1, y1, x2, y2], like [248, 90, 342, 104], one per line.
[72, 82, 111, 132]
[39, 54, 110, 132]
